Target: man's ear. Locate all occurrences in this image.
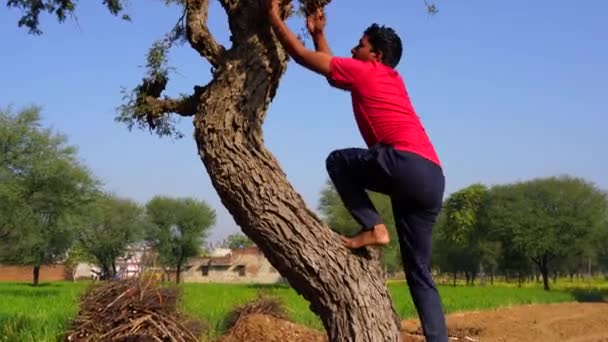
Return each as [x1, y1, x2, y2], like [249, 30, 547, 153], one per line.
[374, 50, 384, 63]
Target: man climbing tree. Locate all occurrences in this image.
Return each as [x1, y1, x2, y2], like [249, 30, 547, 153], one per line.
[8, 0, 440, 341]
[265, 0, 448, 340]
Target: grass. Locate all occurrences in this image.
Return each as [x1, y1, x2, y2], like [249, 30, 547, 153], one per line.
[178, 280, 608, 338]
[1, 279, 606, 341]
[0, 281, 88, 342]
[392, 282, 581, 318]
[434, 277, 608, 291]
[179, 283, 324, 340]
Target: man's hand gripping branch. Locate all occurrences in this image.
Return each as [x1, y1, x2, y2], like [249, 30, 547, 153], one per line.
[306, 8, 332, 55]
[264, 0, 332, 76]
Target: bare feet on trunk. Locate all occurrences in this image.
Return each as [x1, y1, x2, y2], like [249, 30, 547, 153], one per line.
[341, 224, 390, 249]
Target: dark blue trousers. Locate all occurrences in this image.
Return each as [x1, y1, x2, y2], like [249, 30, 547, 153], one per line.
[326, 144, 448, 342]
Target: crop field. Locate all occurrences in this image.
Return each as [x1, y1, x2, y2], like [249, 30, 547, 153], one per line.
[1, 279, 606, 341]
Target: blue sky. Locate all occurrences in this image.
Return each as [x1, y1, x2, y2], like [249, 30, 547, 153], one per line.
[2, 0, 606, 243]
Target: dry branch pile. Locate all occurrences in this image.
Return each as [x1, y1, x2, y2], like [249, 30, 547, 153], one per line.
[64, 277, 204, 342]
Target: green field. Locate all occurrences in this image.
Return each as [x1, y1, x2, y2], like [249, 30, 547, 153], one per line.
[1, 280, 606, 342]
[0, 282, 88, 342]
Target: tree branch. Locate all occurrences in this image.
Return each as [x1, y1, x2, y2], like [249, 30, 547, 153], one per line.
[145, 95, 198, 117]
[423, 0, 439, 15]
[186, 0, 226, 68]
[116, 81, 207, 139]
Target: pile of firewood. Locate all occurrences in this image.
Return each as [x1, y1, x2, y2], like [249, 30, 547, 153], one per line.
[64, 277, 204, 342]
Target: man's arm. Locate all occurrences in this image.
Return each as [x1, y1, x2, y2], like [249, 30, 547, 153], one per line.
[268, 9, 332, 76]
[312, 32, 332, 55]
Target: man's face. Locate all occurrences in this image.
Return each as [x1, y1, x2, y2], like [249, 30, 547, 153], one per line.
[351, 35, 382, 62]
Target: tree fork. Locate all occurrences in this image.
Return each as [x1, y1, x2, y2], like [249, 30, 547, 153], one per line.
[186, 0, 227, 67]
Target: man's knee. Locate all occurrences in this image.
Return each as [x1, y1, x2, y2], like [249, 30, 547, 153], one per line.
[325, 149, 345, 174]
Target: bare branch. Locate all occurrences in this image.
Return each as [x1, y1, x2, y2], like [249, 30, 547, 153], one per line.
[145, 95, 198, 117]
[115, 83, 207, 139]
[423, 0, 439, 15]
[185, 0, 226, 68]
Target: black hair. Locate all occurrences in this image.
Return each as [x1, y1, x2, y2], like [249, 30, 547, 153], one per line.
[363, 24, 403, 68]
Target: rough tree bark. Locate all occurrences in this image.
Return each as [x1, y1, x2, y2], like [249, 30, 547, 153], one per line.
[135, 0, 402, 340]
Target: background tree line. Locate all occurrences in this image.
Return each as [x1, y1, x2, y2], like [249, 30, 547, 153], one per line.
[319, 172, 608, 291]
[0, 106, 217, 285]
[4, 105, 607, 291]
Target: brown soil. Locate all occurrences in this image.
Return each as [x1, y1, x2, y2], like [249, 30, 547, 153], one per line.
[216, 302, 608, 342]
[216, 314, 326, 342]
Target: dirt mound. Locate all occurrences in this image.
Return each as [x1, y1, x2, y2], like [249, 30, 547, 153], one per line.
[64, 278, 204, 342]
[223, 294, 289, 331]
[217, 314, 326, 342]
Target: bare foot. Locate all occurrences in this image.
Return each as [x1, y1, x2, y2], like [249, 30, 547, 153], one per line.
[341, 224, 390, 249]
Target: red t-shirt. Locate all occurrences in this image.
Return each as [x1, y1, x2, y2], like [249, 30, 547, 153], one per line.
[328, 57, 441, 167]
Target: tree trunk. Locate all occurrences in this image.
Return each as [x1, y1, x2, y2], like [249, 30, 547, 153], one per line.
[176, 263, 181, 284]
[453, 271, 457, 286]
[101, 263, 111, 280]
[188, 4, 401, 340]
[33, 265, 40, 286]
[539, 258, 550, 291]
[541, 267, 550, 290]
[517, 272, 524, 288]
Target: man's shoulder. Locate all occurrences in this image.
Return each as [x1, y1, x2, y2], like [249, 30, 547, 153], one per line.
[334, 58, 401, 77]
[330, 56, 377, 68]
[327, 58, 402, 91]
[339, 58, 391, 81]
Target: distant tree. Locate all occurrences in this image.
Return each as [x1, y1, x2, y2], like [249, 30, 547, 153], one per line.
[590, 208, 608, 274]
[485, 176, 607, 290]
[431, 212, 459, 284]
[434, 184, 493, 285]
[76, 193, 145, 280]
[442, 184, 488, 245]
[145, 196, 216, 283]
[433, 227, 478, 285]
[496, 242, 534, 286]
[223, 232, 255, 249]
[0, 105, 98, 285]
